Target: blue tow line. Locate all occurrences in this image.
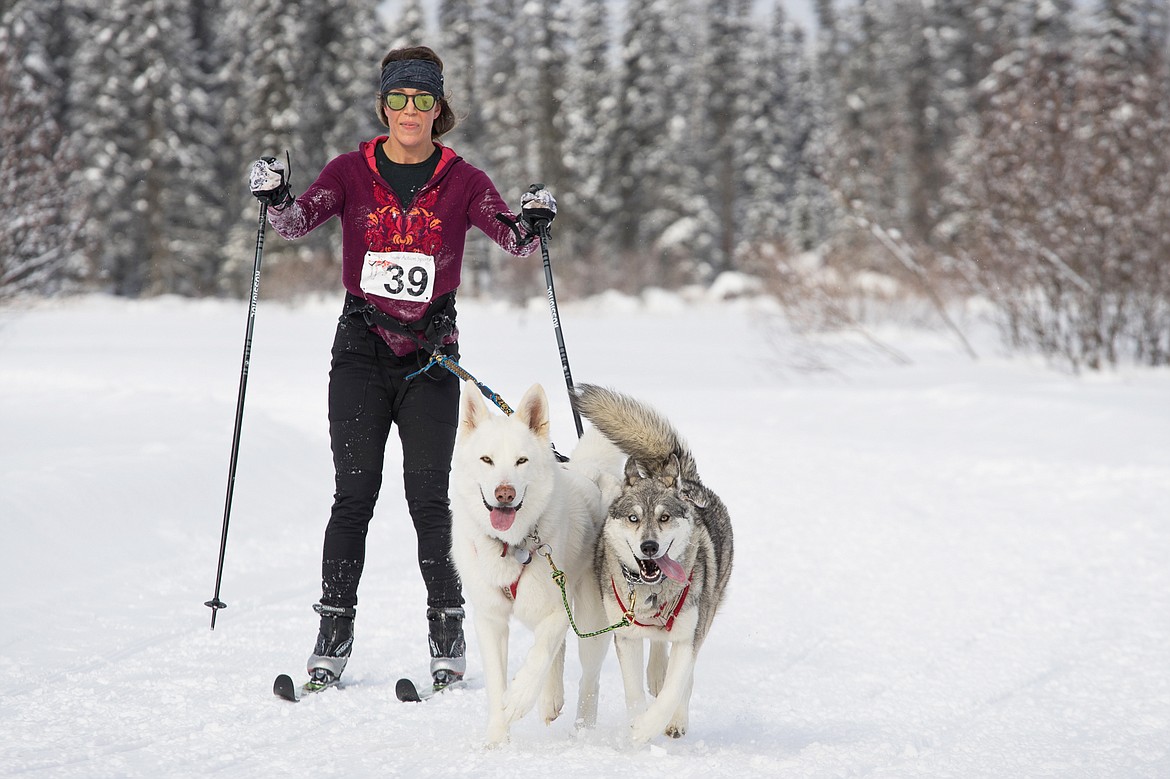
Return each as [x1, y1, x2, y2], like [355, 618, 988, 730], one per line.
[406, 353, 514, 415]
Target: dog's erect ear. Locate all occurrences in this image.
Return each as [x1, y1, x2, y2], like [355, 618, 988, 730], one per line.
[658, 453, 681, 488]
[664, 454, 707, 506]
[624, 456, 642, 485]
[459, 380, 490, 433]
[516, 384, 550, 440]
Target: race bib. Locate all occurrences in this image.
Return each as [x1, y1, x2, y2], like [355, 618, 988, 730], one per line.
[360, 251, 436, 303]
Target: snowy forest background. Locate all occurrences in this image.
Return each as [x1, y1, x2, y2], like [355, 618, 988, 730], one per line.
[3, 0, 1170, 370]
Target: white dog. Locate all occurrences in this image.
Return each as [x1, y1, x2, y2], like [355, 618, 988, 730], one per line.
[449, 382, 621, 745]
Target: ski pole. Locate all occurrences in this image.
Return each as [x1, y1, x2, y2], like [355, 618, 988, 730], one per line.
[536, 219, 583, 438]
[205, 201, 268, 629]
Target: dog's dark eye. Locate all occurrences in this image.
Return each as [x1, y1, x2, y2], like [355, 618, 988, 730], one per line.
[516, 457, 528, 465]
[480, 456, 493, 465]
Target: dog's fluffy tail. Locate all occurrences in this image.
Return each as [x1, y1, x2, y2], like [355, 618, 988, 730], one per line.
[571, 383, 699, 482]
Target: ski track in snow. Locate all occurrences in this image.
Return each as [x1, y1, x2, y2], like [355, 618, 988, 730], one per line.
[1, 293, 1168, 778]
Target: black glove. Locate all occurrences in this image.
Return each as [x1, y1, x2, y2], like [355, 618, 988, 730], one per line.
[249, 155, 292, 209]
[519, 184, 557, 237]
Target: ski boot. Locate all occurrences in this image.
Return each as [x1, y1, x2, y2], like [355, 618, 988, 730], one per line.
[306, 603, 355, 691]
[427, 606, 466, 690]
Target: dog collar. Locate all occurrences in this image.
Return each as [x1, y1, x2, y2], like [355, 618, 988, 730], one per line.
[500, 539, 534, 565]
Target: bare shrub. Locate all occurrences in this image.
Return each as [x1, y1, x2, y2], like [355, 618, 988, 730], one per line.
[946, 37, 1170, 370]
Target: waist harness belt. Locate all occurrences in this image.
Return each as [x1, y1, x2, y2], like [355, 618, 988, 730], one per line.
[340, 291, 457, 353]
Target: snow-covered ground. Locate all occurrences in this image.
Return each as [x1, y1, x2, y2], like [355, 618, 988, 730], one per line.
[2, 292, 1168, 778]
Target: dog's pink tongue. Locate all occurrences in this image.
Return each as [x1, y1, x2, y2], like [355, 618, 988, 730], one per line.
[490, 507, 517, 531]
[658, 553, 688, 583]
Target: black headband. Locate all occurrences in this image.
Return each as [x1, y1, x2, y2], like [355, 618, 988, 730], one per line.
[380, 59, 444, 97]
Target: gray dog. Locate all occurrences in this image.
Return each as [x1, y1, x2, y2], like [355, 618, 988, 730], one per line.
[571, 383, 734, 743]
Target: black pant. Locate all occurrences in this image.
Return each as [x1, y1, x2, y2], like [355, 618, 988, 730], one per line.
[320, 316, 463, 610]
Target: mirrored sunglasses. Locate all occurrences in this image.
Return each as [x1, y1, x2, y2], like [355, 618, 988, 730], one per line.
[384, 93, 437, 112]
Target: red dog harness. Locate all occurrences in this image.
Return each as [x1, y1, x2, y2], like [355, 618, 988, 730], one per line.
[610, 575, 692, 632]
[501, 541, 532, 601]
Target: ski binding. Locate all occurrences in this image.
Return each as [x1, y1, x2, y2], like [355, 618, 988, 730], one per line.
[273, 672, 338, 702]
[395, 676, 466, 702]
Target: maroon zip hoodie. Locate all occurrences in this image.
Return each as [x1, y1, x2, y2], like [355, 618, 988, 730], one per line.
[268, 137, 537, 355]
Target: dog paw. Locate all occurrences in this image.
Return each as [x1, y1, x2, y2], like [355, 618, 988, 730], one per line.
[540, 680, 565, 725]
[502, 687, 537, 724]
[631, 713, 687, 743]
[539, 694, 564, 725]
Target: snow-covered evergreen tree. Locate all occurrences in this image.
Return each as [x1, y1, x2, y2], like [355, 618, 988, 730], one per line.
[814, 0, 985, 255]
[162, 0, 231, 296]
[64, 0, 225, 296]
[695, 0, 755, 276]
[782, 18, 837, 254]
[217, 0, 311, 287]
[518, 0, 571, 195]
[313, 0, 385, 160]
[741, 4, 830, 258]
[558, 0, 620, 278]
[476, 0, 535, 194]
[613, 0, 703, 285]
[0, 0, 85, 298]
[917, 0, 980, 244]
[816, 0, 913, 237]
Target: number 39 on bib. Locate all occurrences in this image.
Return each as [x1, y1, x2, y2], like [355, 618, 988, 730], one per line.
[360, 251, 436, 303]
